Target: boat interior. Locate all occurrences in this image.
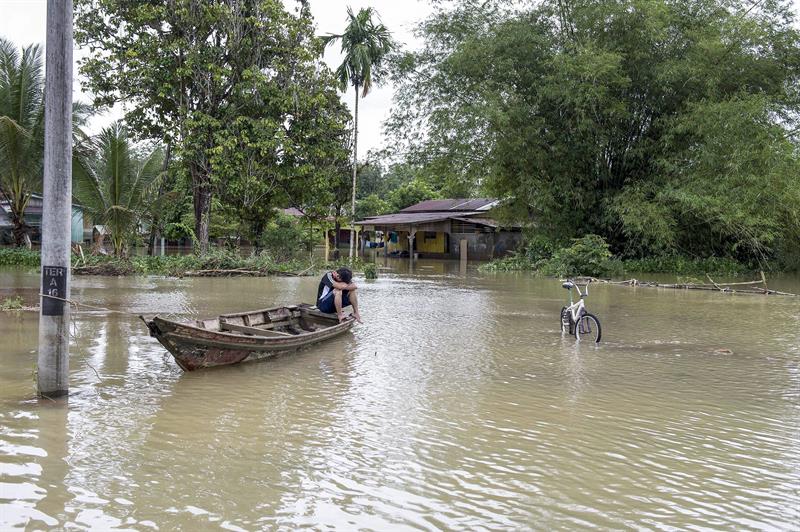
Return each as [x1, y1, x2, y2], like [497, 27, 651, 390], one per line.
[195, 305, 344, 337]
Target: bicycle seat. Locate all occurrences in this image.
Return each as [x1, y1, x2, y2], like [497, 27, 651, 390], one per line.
[562, 281, 574, 290]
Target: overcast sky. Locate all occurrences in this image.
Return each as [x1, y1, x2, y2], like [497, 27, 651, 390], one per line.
[0, 0, 797, 157]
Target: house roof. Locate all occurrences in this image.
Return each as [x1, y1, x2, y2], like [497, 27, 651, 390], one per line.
[281, 207, 305, 217]
[399, 198, 498, 213]
[356, 211, 478, 226]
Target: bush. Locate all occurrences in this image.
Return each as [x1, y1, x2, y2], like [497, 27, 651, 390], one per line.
[363, 263, 378, 279]
[259, 215, 304, 261]
[538, 235, 617, 278]
[0, 248, 40, 268]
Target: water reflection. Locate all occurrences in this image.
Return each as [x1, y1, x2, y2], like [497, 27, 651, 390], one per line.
[0, 266, 799, 529]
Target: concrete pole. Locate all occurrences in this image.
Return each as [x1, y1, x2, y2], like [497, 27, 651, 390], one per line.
[38, 0, 73, 397]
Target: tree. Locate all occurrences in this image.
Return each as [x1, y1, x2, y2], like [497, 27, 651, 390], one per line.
[388, 0, 800, 266]
[73, 122, 164, 256]
[75, 0, 344, 254]
[322, 7, 394, 260]
[0, 38, 89, 247]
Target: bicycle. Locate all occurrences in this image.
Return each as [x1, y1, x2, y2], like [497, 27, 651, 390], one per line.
[560, 280, 602, 343]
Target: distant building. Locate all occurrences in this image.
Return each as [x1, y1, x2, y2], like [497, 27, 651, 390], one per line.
[0, 194, 85, 245]
[355, 198, 523, 260]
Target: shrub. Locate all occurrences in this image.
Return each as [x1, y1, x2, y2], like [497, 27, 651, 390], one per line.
[538, 235, 616, 278]
[0, 248, 40, 268]
[363, 263, 378, 279]
[259, 215, 304, 261]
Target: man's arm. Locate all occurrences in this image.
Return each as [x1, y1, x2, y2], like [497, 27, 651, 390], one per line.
[331, 280, 357, 291]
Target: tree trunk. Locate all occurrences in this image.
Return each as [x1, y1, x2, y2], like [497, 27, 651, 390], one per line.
[333, 218, 341, 260]
[10, 213, 32, 248]
[191, 164, 211, 254]
[349, 83, 359, 261]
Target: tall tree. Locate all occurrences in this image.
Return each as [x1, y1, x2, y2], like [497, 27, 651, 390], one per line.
[388, 0, 800, 266]
[73, 122, 164, 257]
[75, 0, 344, 254]
[322, 7, 393, 260]
[0, 38, 89, 247]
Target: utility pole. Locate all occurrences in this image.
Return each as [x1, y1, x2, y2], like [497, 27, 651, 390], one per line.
[38, 0, 73, 397]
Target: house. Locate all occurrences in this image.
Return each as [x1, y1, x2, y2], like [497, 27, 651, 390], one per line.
[355, 198, 523, 260]
[0, 194, 85, 245]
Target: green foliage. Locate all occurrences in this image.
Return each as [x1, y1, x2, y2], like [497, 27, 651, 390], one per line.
[0, 248, 40, 267]
[0, 38, 90, 247]
[481, 234, 617, 277]
[0, 296, 24, 311]
[537, 235, 617, 278]
[75, 0, 350, 253]
[259, 214, 305, 262]
[73, 122, 164, 256]
[321, 7, 394, 96]
[388, 178, 441, 211]
[389, 0, 800, 267]
[621, 256, 749, 276]
[356, 193, 392, 219]
[363, 262, 378, 279]
[77, 248, 311, 277]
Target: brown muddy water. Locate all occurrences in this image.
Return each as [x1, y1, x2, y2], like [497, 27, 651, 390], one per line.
[0, 260, 798, 530]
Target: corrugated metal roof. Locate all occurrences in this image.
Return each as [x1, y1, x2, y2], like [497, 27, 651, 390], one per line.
[451, 217, 500, 228]
[399, 198, 497, 213]
[356, 211, 482, 226]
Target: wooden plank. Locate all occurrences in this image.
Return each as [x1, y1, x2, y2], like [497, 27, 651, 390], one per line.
[219, 321, 293, 337]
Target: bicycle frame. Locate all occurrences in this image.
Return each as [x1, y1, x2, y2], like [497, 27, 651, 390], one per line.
[564, 282, 589, 322]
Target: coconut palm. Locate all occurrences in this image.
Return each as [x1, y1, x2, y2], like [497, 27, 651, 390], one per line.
[73, 122, 163, 257]
[0, 38, 91, 247]
[322, 7, 393, 260]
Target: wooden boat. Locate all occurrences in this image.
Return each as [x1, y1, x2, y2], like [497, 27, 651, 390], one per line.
[140, 304, 355, 371]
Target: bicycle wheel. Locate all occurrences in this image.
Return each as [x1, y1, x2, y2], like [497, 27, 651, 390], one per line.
[560, 306, 573, 334]
[574, 312, 602, 343]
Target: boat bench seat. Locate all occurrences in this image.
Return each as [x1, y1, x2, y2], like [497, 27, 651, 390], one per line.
[219, 320, 293, 337]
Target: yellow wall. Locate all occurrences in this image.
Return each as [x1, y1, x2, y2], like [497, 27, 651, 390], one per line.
[417, 231, 446, 253]
[383, 230, 447, 254]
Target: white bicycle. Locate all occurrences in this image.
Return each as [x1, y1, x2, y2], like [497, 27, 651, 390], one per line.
[560, 280, 602, 343]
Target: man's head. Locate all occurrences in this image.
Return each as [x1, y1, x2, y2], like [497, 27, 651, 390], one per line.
[334, 267, 353, 284]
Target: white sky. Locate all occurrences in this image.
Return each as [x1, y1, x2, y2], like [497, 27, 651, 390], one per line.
[0, 0, 797, 157]
[0, 0, 432, 157]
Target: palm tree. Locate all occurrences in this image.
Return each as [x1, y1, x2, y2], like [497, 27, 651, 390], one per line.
[73, 122, 163, 257]
[0, 38, 91, 247]
[322, 7, 393, 260]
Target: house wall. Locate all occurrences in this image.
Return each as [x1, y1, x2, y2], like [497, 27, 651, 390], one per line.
[449, 231, 523, 260]
[417, 231, 446, 254]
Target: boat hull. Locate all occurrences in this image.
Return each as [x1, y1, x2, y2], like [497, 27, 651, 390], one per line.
[143, 305, 354, 371]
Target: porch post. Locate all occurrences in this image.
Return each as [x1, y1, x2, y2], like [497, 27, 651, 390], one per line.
[408, 228, 417, 263]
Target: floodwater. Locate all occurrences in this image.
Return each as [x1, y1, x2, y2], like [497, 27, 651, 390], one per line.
[0, 260, 798, 530]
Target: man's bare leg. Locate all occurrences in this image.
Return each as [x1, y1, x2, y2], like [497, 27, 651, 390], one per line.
[349, 289, 362, 323]
[334, 289, 344, 322]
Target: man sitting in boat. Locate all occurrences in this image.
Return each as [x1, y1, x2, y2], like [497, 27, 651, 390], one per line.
[317, 267, 362, 323]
